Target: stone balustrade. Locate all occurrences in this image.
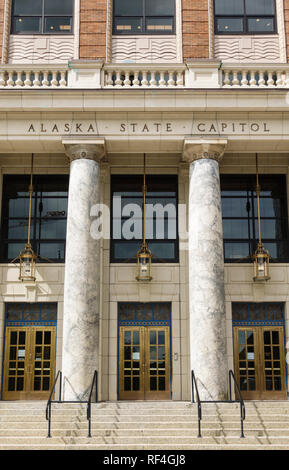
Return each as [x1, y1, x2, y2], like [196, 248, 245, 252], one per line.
[0, 65, 68, 88]
[222, 64, 289, 88]
[103, 64, 186, 88]
[1, 62, 289, 89]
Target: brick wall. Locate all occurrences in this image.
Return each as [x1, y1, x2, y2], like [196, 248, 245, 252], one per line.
[182, 0, 210, 60]
[284, 0, 289, 61]
[0, 0, 4, 62]
[79, 0, 107, 60]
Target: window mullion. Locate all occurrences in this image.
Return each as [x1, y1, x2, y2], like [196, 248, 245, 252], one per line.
[42, 0, 45, 34]
[143, 0, 146, 33]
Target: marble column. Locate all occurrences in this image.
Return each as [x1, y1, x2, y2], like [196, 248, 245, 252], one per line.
[183, 139, 228, 401]
[62, 140, 105, 400]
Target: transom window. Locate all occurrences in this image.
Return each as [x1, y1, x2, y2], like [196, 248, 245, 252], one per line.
[214, 0, 276, 34]
[0, 175, 69, 262]
[11, 0, 74, 34]
[111, 175, 178, 263]
[113, 0, 175, 34]
[221, 175, 289, 262]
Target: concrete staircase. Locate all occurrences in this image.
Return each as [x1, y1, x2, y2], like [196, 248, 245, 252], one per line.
[0, 401, 289, 449]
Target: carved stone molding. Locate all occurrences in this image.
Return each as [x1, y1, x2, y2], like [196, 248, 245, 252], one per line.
[182, 139, 228, 164]
[62, 139, 106, 163]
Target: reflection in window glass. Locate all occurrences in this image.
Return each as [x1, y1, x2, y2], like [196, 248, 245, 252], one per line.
[11, 0, 73, 34]
[13, 17, 41, 33]
[113, 0, 175, 34]
[248, 17, 274, 32]
[146, 17, 173, 32]
[216, 18, 243, 33]
[214, 0, 276, 34]
[45, 17, 72, 33]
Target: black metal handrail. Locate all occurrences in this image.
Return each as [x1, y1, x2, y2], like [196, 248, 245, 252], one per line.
[46, 370, 62, 438]
[87, 370, 98, 438]
[229, 369, 246, 438]
[191, 370, 202, 438]
[191, 370, 246, 439]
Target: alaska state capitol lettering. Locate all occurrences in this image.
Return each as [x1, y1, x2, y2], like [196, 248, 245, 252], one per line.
[26, 121, 272, 135]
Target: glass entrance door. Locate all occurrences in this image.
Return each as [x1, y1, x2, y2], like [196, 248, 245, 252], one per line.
[234, 326, 287, 400]
[3, 327, 56, 400]
[119, 326, 171, 400]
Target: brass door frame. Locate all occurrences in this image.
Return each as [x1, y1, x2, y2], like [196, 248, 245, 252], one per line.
[234, 326, 287, 400]
[2, 326, 56, 401]
[119, 326, 171, 400]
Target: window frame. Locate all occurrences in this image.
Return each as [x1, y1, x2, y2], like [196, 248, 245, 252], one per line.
[221, 174, 289, 263]
[112, 0, 175, 35]
[11, 0, 74, 35]
[214, 0, 277, 35]
[0, 174, 69, 263]
[110, 174, 179, 264]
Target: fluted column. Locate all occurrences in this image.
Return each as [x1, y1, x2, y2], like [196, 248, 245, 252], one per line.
[183, 139, 228, 400]
[62, 140, 105, 400]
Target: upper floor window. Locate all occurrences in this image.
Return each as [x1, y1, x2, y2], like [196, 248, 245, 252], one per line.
[11, 0, 74, 34]
[0, 175, 69, 263]
[113, 0, 175, 35]
[221, 175, 289, 262]
[214, 0, 276, 34]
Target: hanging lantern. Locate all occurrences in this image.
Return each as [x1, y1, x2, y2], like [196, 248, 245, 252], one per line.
[253, 154, 270, 282]
[19, 242, 37, 282]
[11, 154, 38, 282]
[136, 154, 153, 282]
[253, 241, 270, 282]
[136, 242, 152, 282]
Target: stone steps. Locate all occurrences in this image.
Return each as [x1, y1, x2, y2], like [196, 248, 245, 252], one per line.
[0, 428, 289, 437]
[0, 401, 289, 449]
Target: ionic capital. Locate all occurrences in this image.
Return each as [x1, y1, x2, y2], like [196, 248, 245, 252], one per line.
[62, 139, 106, 163]
[182, 139, 227, 164]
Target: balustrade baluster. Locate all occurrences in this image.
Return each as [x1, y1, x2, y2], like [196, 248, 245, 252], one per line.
[123, 71, 131, 87]
[240, 70, 248, 87]
[51, 71, 58, 87]
[59, 72, 67, 87]
[15, 71, 23, 87]
[33, 71, 41, 87]
[249, 71, 257, 87]
[0, 71, 5, 87]
[141, 71, 148, 87]
[132, 71, 140, 87]
[176, 71, 184, 87]
[7, 71, 14, 87]
[267, 71, 275, 87]
[159, 71, 166, 87]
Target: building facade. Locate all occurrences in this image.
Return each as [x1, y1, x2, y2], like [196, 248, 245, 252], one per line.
[0, 0, 289, 403]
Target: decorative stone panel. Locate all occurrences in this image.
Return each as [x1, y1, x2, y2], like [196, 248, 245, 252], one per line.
[111, 36, 178, 63]
[214, 36, 282, 63]
[8, 36, 74, 64]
